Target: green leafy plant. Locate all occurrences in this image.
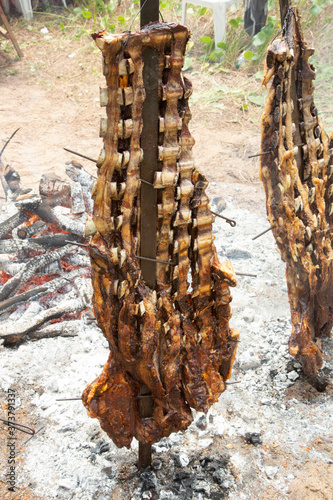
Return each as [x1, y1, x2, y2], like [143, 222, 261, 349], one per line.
[244, 16, 279, 62]
[198, 16, 245, 64]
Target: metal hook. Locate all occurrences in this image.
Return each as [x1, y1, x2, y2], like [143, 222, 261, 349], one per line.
[211, 211, 236, 227]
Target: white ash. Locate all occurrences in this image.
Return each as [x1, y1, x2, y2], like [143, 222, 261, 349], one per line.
[0, 183, 332, 499]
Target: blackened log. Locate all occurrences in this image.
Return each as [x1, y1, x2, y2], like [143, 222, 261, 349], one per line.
[36, 260, 62, 276]
[15, 194, 42, 212]
[39, 174, 71, 198]
[65, 160, 96, 187]
[15, 220, 46, 240]
[28, 233, 82, 249]
[39, 174, 72, 209]
[0, 211, 28, 238]
[70, 181, 85, 214]
[4, 165, 21, 194]
[62, 252, 90, 268]
[16, 197, 86, 237]
[0, 244, 75, 301]
[34, 200, 64, 226]
[0, 260, 23, 275]
[35, 202, 85, 236]
[0, 268, 84, 315]
[65, 160, 95, 213]
[0, 286, 48, 314]
[0, 239, 42, 253]
[52, 206, 86, 236]
[0, 233, 81, 253]
[41, 193, 72, 209]
[27, 320, 80, 340]
[0, 161, 9, 200]
[1, 295, 87, 344]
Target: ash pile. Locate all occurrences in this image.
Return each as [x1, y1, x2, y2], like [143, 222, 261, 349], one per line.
[0, 156, 95, 345]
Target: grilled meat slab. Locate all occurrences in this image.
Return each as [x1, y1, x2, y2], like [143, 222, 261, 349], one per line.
[83, 23, 239, 448]
[260, 8, 333, 381]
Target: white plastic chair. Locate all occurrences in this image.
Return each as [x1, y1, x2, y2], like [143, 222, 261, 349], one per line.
[1, 0, 32, 19]
[182, 0, 240, 45]
[13, 0, 33, 20]
[1, 0, 67, 21]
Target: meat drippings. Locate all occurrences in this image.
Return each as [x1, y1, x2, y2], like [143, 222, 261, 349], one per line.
[82, 23, 239, 448]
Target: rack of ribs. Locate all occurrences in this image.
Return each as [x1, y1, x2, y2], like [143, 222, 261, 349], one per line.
[260, 7, 333, 383]
[82, 22, 239, 448]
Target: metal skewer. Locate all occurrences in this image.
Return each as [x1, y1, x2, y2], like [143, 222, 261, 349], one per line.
[0, 128, 20, 159]
[65, 240, 89, 248]
[0, 417, 35, 435]
[252, 226, 275, 241]
[136, 255, 175, 266]
[248, 151, 272, 159]
[63, 147, 97, 163]
[235, 272, 257, 278]
[210, 211, 236, 227]
[56, 398, 82, 401]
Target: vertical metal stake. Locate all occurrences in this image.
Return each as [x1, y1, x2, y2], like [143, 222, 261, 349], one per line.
[138, 0, 159, 470]
[279, 0, 290, 26]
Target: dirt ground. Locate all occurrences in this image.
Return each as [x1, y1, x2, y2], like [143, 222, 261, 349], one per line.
[1, 20, 332, 500]
[0, 21, 263, 190]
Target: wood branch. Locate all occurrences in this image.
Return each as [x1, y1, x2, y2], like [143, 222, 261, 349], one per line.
[14, 220, 46, 240]
[0, 160, 9, 200]
[27, 320, 80, 340]
[0, 286, 48, 315]
[39, 174, 71, 198]
[15, 193, 42, 212]
[0, 233, 81, 253]
[0, 6, 23, 58]
[65, 160, 96, 187]
[0, 260, 23, 275]
[70, 181, 85, 214]
[52, 206, 86, 236]
[41, 192, 72, 209]
[1, 295, 87, 344]
[36, 260, 62, 276]
[0, 269, 84, 315]
[0, 211, 29, 238]
[0, 238, 46, 253]
[39, 174, 72, 209]
[4, 165, 22, 195]
[65, 160, 95, 213]
[0, 128, 20, 160]
[62, 252, 90, 268]
[0, 244, 75, 301]
[15, 196, 86, 237]
[29, 233, 82, 249]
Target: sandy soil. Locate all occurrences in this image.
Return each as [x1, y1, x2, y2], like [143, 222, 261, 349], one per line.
[0, 20, 332, 500]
